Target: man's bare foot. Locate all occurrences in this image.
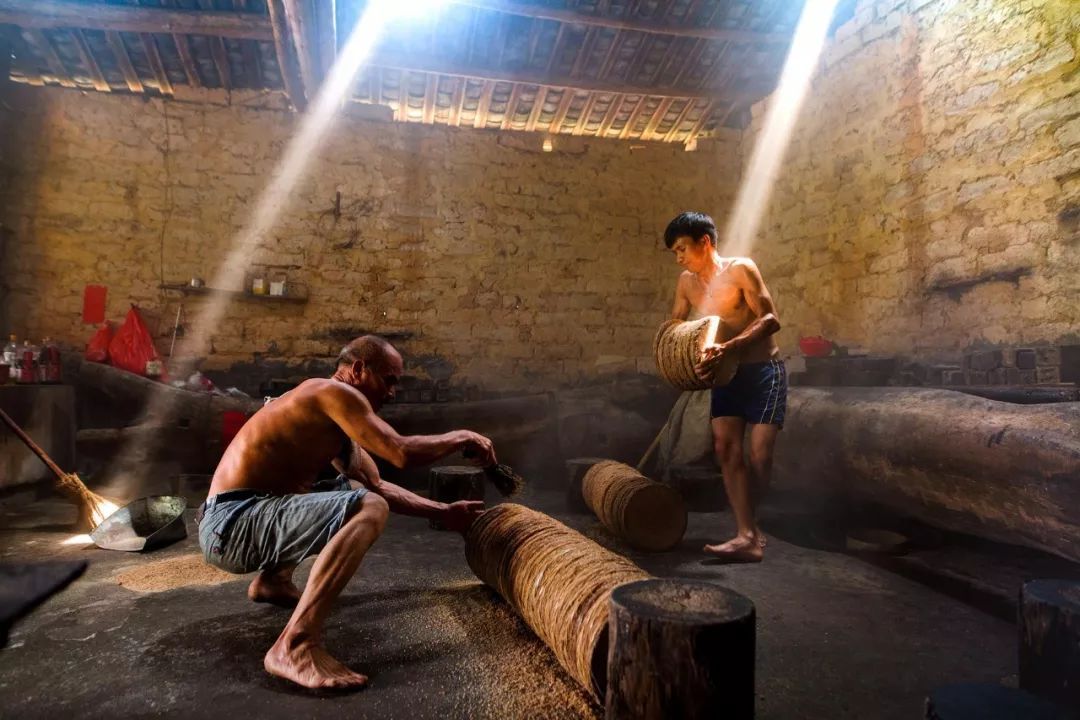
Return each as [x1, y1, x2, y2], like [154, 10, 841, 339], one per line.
[703, 536, 764, 563]
[264, 636, 368, 690]
[248, 572, 302, 608]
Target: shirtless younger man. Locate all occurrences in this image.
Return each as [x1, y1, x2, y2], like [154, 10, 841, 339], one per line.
[664, 211, 786, 563]
[198, 335, 494, 689]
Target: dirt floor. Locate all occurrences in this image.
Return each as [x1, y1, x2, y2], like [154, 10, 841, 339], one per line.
[0, 485, 1020, 719]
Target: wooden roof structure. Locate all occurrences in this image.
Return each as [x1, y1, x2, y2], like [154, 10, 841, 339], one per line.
[0, 0, 805, 143]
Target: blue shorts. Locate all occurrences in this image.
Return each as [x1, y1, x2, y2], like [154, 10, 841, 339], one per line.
[710, 358, 787, 427]
[197, 475, 368, 574]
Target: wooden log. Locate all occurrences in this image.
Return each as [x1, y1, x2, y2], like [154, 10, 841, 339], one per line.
[465, 503, 649, 700]
[1020, 580, 1080, 710]
[583, 460, 687, 552]
[773, 387, 1080, 562]
[925, 683, 1073, 720]
[566, 456, 607, 512]
[427, 465, 484, 530]
[652, 316, 737, 390]
[667, 464, 725, 512]
[607, 578, 755, 720]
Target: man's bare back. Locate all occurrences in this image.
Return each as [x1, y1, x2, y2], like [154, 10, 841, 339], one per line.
[674, 258, 779, 365]
[209, 379, 363, 497]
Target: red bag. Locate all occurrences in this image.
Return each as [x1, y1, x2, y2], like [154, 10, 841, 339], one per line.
[108, 306, 164, 378]
[84, 322, 113, 363]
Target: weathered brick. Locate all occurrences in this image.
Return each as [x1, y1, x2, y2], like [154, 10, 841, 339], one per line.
[1035, 346, 1061, 367]
[1016, 349, 1037, 370]
[1036, 366, 1061, 384]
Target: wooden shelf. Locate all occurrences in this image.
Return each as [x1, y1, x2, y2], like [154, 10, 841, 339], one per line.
[159, 283, 308, 304]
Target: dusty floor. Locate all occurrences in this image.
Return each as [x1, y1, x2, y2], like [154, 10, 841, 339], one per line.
[0, 486, 1019, 720]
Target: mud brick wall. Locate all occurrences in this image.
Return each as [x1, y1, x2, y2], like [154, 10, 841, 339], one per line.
[746, 0, 1079, 364]
[0, 86, 740, 392]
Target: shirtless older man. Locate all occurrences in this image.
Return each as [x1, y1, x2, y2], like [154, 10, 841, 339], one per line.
[198, 335, 494, 690]
[664, 211, 786, 563]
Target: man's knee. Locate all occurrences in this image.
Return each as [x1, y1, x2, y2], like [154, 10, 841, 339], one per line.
[714, 437, 743, 467]
[360, 492, 389, 530]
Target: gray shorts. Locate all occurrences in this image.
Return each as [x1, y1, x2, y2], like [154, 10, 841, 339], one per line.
[197, 475, 368, 574]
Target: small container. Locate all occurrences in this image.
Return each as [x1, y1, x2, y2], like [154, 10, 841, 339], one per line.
[145, 359, 163, 378]
[251, 277, 267, 295]
[189, 277, 204, 288]
[269, 279, 286, 297]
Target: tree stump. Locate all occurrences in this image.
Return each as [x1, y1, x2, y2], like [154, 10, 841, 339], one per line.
[427, 466, 485, 530]
[1020, 579, 1080, 710]
[667, 464, 725, 512]
[925, 683, 1073, 720]
[566, 457, 607, 512]
[606, 578, 755, 720]
[583, 460, 687, 551]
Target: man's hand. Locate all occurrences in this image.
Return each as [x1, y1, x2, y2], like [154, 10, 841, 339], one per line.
[459, 431, 496, 467]
[695, 343, 728, 381]
[441, 500, 486, 534]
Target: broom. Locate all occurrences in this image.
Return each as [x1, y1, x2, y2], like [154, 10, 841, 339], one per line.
[463, 447, 526, 497]
[0, 407, 116, 530]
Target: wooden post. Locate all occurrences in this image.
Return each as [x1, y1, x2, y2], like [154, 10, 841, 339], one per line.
[1020, 579, 1080, 710]
[607, 578, 755, 720]
[565, 456, 606, 512]
[925, 683, 1071, 720]
[667, 464, 725, 512]
[427, 465, 484, 530]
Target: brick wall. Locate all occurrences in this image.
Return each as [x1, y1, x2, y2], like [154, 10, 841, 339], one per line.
[0, 87, 739, 393]
[748, 0, 1079, 364]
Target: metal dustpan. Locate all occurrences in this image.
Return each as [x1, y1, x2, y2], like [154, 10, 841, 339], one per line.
[90, 495, 188, 552]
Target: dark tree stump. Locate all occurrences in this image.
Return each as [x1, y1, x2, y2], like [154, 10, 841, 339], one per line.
[667, 464, 726, 512]
[566, 457, 606, 512]
[1020, 579, 1080, 710]
[925, 683, 1073, 719]
[606, 578, 755, 720]
[428, 466, 485, 530]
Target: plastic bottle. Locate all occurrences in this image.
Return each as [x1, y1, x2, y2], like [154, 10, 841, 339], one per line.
[38, 338, 62, 384]
[2, 334, 17, 382]
[17, 340, 38, 384]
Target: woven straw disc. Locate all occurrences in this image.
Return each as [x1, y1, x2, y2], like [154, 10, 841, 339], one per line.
[582, 460, 688, 552]
[652, 316, 738, 390]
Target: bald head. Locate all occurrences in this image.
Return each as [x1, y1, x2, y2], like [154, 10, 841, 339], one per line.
[334, 335, 403, 410]
[337, 335, 397, 371]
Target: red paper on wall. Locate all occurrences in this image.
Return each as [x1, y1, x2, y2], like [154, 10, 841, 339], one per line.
[82, 285, 107, 324]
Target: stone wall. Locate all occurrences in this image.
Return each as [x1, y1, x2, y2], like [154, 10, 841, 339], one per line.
[0, 87, 739, 393]
[748, 0, 1079, 365]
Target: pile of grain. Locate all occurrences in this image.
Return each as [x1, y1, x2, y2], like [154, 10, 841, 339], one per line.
[465, 503, 649, 700]
[582, 461, 687, 552]
[653, 316, 737, 390]
[114, 553, 236, 593]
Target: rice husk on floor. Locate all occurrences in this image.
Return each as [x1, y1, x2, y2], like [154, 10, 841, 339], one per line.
[113, 553, 236, 593]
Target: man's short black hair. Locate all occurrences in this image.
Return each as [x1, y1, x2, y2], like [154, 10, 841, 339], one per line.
[337, 335, 395, 369]
[663, 211, 718, 249]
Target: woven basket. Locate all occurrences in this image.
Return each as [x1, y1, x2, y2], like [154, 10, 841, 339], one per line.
[582, 460, 687, 551]
[652, 316, 738, 390]
[465, 503, 649, 700]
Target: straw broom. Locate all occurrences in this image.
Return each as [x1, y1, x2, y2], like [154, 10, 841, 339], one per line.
[0, 406, 116, 530]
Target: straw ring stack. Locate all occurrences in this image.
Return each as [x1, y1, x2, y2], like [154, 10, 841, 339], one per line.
[582, 460, 688, 552]
[652, 316, 737, 390]
[465, 503, 649, 700]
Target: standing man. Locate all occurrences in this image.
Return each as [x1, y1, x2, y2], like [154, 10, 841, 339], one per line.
[664, 211, 786, 563]
[199, 335, 493, 690]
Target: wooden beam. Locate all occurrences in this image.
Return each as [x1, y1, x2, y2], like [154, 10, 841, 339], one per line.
[24, 29, 75, 88]
[661, 97, 696, 142]
[70, 29, 110, 92]
[682, 98, 717, 143]
[0, 0, 273, 41]
[596, 93, 625, 137]
[524, 84, 547, 132]
[314, 0, 336, 79]
[266, 0, 306, 110]
[422, 74, 437, 124]
[446, 0, 789, 44]
[571, 92, 598, 135]
[473, 80, 495, 129]
[367, 51, 734, 102]
[232, 0, 263, 87]
[105, 31, 141, 92]
[618, 95, 648, 139]
[569, 25, 600, 78]
[193, 0, 232, 89]
[448, 76, 466, 127]
[171, 33, 201, 87]
[396, 70, 408, 121]
[140, 33, 173, 96]
[500, 82, 523, 130]
[641, 96, 674, 139]
[282, 0, 319, 92]
[547, 89, 574, 134]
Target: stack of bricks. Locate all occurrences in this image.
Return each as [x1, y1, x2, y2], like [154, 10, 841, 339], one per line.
[943, 345, 1079, 387]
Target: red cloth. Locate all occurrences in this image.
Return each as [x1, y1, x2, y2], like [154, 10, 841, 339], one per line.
[82, 285, 107, 324]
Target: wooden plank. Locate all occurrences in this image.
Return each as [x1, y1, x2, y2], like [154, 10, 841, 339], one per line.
[473, 79, 495, 129]
[596, 92, 625, 137]
[24, 29, 75, 88]
[640, 96, 674, 139]
[282, 0, 319, 91]
[314, 0, 336, 79]
[422, 73, 438, 124]
[448, 76, 467, 127]
[171, 33, 201, 88]
[70, 29, 111, 92]
[139, 32, 173, 96]
[447, 0, 789, 43]
[547, 89, 575, 134]
[501, 82, 523, 130]
[681, 98, 717, 143]
[266, 0, 306, 110]
[661, 97, 696, 142]
[397, 70, 408, 122]
[618, 95, 648, 139]
[233, 0, 263, 87]
[194, 0, 232, 89]
[5, 27, 44, 86]
[0, 0, 273, 41]
[105, 31, 142, 93]
[571, 92, 598, 135]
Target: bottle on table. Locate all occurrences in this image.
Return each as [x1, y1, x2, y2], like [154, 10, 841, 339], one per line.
[17, 340, 39, 384]
[38, 338, 62, 384]
[2, 334, 17, 382]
